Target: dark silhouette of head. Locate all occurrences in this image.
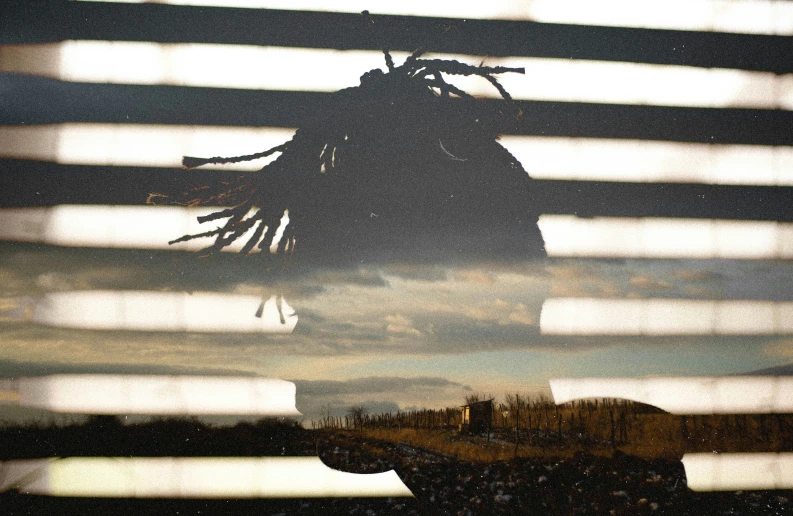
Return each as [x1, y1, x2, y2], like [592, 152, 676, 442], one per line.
[151, 32, 545, 267]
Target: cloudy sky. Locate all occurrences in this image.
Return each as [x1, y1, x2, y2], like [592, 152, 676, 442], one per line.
[1, 240, 791, 423]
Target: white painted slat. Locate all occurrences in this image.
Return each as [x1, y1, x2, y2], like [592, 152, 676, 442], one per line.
[540, 299, 793, 336]
[683, 454, 793, 491]
[14, 375, 301, 415]
[32, 291, 297, 333]
[0, 124, 294, 171]
[500, 136, 793, 186]
[5, 208, 793, 260]
[0, 205, 261, 252]
[0, 457, 413, 497]
[538, 216, 793, 259]
[550, 377, 793, 414]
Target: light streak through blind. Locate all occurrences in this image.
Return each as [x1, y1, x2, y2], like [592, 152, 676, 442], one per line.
[1, 375, 301, 415]
[540, 299, 793, 336]
[2, 42, 791, 109]
[5, 207, 792, 262]
[32, 291, 297, 333]
[0, 205, 260, 252]
[538, 215, 793, 259]
[69, 0, 793, 36]
[3, 207, 793, 264]
[0, 457, 413, 498]
[550, 376, 793, 414]
[500, 136, 793, 186]
[682, 454, 793, 491]
[0, 124, 294, 171]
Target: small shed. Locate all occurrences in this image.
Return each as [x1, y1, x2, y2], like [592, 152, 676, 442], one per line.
[458, 399, 493, 434]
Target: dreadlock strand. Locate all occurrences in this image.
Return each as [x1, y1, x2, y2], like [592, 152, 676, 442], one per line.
[482, 74, 514, 103]
[432, 72, 450, 98]
[207, 223, 251, 253]
[276, 223, 294, 256]
[182, 143, 289, 169]
[383, 49, 395, 72]
[404, 46, 428, 68]
[197, 205, 248, 224]
[425, 78, 474, 100]
[479, 65, 525, 76]
[240, 216, 268, 255]
[168, 226, 224, 245]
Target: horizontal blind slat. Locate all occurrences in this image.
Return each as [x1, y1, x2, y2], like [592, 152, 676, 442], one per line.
[2, 3, 791, 72]
[1, 77, 791, 145]
[2, 165, 792, 221]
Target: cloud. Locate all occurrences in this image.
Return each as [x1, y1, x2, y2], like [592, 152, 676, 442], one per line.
[408, 317, 542, 353]
[293, 376, 471, 396]
[292, 376, 473, 419]
[453, 270, 496, 285]
[309, 268, 389, 288]
[293, 312, 390, 350]
[452, 299, 537, 327]
[763, 339, 793, 358]
[381, 264, 447, 282]
[231, 282, 325, 299]
[547, 262, 623, 297]
[628, 275, 673, 292]
[0, 267, 30, 295]
[0, 244, 394, 303]
[0, 358, 254, 378]
[683, 285, 716, 297]
[34, 268, 143, 292]
[672, 270, 726, 283]
[504, 303, 535, 325]
[0, 321, 318, 377]
[384, 314, 422, 336]
[301, 298, 546, 355]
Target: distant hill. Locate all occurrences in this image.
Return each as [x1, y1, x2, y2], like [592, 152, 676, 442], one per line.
[745, 363, 793, 375]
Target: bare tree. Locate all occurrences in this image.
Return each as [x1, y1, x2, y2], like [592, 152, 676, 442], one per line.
[465, 393, 494, 405]
[465, 393, 481, 405]
[319, 404, 333, 429]
[347, 405, 368, 432]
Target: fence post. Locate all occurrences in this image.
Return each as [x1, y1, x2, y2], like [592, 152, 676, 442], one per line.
[514, 394, 520, 457]
[619, 411, 627, 443]
[557, 416, 562, 442]
[681, 415, 689, 442]
[610, 409, 616, 448]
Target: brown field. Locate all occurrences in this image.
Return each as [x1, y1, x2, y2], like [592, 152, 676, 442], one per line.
[317, 397, 793, 461]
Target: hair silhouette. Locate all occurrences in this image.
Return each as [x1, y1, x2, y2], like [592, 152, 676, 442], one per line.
[150, 17, 545, 266]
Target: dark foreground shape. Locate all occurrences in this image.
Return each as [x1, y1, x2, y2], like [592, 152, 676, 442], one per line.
[0, 493, 425, 516]
[318, 432, 793, 515]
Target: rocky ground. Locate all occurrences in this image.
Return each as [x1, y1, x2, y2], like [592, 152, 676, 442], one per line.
[318, 431, 793, 515]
